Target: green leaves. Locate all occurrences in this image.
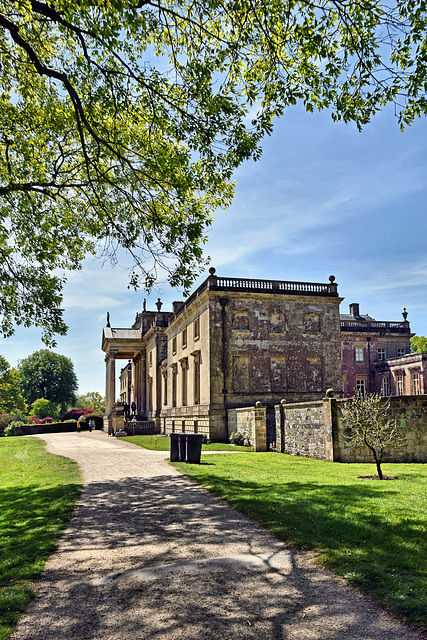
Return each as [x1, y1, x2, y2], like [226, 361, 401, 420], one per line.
[0, 0, 426, 340]
[18, 349, 78, 413]
[410, 335, 427, 353]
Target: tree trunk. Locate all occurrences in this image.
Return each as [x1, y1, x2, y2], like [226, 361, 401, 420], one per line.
[374, 455, 383, 479]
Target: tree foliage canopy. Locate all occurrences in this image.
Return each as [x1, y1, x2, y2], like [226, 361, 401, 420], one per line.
[0, 354, 27, 413]
[18, 349, 78, 411]
[75, 391, 105, 413]
[1, 0, 427, 343]
[30, 397, 59, 419]
[411, 335, 427, 354]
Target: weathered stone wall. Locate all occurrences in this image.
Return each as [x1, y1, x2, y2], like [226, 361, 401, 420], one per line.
[227, 405, 268, 451]
[210, 292, 342, 411]
[333, 396, 427, 463]
[227, 407, 255, 443]
[274, 396, 427, 463]
[275, 399, 334, 460]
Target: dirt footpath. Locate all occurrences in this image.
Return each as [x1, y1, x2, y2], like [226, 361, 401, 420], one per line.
[10, 431, 425, 640]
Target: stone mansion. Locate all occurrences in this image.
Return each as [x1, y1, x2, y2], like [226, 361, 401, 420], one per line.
[102, 269, 423, 440]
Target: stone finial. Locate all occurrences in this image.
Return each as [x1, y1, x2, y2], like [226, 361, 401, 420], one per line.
[156, 298, 163, 311]
[209, 267, 216, 276]
[143, 299, 146, 312]
[255, 401, 262, 407]
[329, 275, 335, 283]
[106, 312, 110, 327]
[402, 308, 408, 321]
[325, 388, 335, 398]
[280, 398, 287, 406]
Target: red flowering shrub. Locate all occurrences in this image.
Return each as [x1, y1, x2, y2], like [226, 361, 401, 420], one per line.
[0, 414, 9, 435]
[28, 415, 43, 424]
[0, 414, 10, 429]
[62, 408, 92, 421]
[41, 417, 54, 423]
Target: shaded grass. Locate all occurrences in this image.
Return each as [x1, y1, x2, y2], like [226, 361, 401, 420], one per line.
[174, 452, 427, 630]
[121, 434, 251, 452]
[0, 437, 82, 639]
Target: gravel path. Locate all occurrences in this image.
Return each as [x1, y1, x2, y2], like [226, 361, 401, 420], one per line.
[10, 431, 425, 640]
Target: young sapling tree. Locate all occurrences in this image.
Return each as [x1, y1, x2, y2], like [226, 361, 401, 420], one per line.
[340, 394, 406, 480]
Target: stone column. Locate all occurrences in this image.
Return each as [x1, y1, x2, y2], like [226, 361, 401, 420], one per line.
[105, 351, 116, 414]
[253, 402, 267, 452]
[134, 350, 146, 416]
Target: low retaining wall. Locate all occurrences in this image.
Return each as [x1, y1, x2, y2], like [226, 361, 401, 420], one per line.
[14, 422, 78, 436]
[123, 421, 157, 436]
[333, 396, 427, 463]
[227, 405, 268, 451]
[274, 399, 334, 460]
[273, 396, 427, 463]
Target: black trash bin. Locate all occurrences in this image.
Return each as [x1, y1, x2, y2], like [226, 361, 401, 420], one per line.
[170, 433, 186, 462]
[185, 433, 203, 464]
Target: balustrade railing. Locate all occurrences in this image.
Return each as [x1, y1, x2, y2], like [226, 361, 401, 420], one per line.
[172, 273, 338, 319]
[340, 320, 410, 333]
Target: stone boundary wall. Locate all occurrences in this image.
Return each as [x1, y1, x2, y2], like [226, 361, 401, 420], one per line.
[274, 395, 427, 463]
[274, 399, 334, 460]
[227, 406, 267, 451]
[14, 421, 80, 436]
[333, 396, 427, 463]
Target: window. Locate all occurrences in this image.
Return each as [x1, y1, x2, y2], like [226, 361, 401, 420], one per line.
[148, 377, 153, 413]
[193, 356, 200, 405]
[381, 377, 390, 396]
[397, 375, 404, 396]
[232, 312, 249, 331]
[355, 348, 364, 362]
[162, 371, 167, 405]
[304, 313, 320, 333]
[377, 348, 387, 361]
[171, 364, 177, 407]
[194, 317, 200, 340]
[397, 348, 406, 357]
[270, 312, 287, 333]
[356, 379, 366, 397]
[172, 336, 177, 354]
[412, 373, 420, 395]
[180, 359, 188, 406]
[182, 327, 187, 348]
[149, 351, 152, 368]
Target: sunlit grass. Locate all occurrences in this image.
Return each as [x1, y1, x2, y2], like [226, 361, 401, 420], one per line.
[174, 452, 427, 630]
[122, 434, 251, 452]
[0, 437, 81, 639]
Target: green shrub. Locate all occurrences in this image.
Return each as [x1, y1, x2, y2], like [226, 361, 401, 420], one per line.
[4, 424, 15, 437]
[229, 431, 251, 447]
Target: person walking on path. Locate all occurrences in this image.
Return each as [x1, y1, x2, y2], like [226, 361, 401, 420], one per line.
[10, 431, 425, 640]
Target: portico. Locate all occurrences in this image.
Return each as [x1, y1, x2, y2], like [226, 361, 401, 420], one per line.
[102, 326, 145, 430]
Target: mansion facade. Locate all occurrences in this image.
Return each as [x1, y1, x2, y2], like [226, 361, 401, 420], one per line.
[102, 269, 424, 440]
[102, 270, 342, 439]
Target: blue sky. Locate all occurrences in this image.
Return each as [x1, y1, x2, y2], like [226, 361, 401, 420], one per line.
[2, 103, 426, 397]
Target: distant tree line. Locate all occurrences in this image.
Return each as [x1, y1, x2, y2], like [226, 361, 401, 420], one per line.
[0, 349, 104, 432]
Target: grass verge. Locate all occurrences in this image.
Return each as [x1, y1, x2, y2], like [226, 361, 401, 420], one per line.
[121, 434, 251, 452]
[173, 452, 427, 631]
[0, 437, 82, 639]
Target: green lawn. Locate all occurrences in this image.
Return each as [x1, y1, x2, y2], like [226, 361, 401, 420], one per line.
[173, 452, 427, 631]
[121, 434, 252, 452]
[0, 437, 82, 639]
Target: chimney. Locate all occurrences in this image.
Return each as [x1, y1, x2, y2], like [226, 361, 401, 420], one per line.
[349, 303, 360, 318]
[173, 301, 184, 314]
